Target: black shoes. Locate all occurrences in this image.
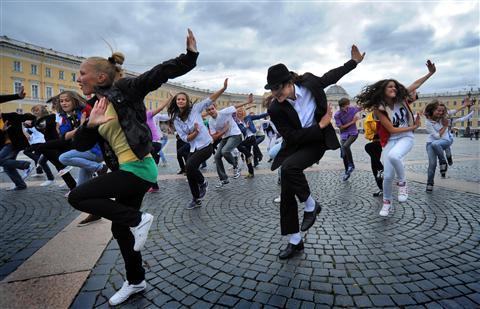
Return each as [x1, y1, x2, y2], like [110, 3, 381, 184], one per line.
[373, 190, 383, 197]
[300, 202, 322, 232]
[278, 240, 304, 260]
[78, 214, 102, 227]
[447, 156, 453, 166]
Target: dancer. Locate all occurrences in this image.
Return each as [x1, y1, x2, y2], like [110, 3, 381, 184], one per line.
[68, 29, 199, 306]
[236, 107, 268, 178]
[0, 87, 36, 190]
[168, 79, 228, 208]
[23, 121, 55, 186]
[266, 45, 365, 259]
[363, 111, 383, 196]
[334, 97, 362, 181]
[357, 60, 436, 217]
[206, 91, 251, 187]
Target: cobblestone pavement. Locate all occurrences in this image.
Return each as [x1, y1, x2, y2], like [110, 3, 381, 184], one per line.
[0, 186, 77, 280]
[72, 170, 480, 309]
[0, 134, 480, 308]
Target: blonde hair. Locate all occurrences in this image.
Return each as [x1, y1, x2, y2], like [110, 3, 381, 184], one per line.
[31, 104, 50, 118]
[236, 107, 246, 120]
[85, 52, 125, 86]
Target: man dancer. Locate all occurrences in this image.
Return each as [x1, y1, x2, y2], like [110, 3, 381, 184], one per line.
[266, 45, 365, 259]
[334, 97, 362, 181]
[206, 93, 252, 188]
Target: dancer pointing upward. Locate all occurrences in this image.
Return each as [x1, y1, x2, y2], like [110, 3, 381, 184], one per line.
[266, 45, 365, 260]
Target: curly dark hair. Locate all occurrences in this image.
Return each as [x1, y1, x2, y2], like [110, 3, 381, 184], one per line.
[167, 92, 192, 122]
[356, 79, 409, 111]
[424, 100, 440, 119]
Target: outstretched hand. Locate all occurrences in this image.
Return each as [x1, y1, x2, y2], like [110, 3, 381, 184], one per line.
[351, 45, 365, 64]
[319, 104, 334, 129]
[186, 28, 197, 53]
[426, 60, 436, 75]
[87, 97, 116, 128]
[18, 86, 26, 99]
[223, 78, 229, 91]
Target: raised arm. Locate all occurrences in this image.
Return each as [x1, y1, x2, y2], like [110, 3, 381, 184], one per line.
[209, 78, 228, 102]
[234, 93, 253, 109]
[375, 110, 420, 134]
[448, 96, 473, 115]
[127, 29, 199, 97]
[407, 60, 436, 93]
[151, 92, 173, 116]
[0, 86, 26, 104]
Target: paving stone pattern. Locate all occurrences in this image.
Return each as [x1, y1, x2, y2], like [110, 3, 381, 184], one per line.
[0, 186, 78, 280]
[73, 170, 480, 308]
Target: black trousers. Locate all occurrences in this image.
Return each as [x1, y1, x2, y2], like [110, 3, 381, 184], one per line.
[364, 141, 383, 190]
[186, 144, 213, 199]
[40, 148, 77, 189]
[150, 142, 162, 189]
[68, 170, 152, 284]
[340, 135, 357, 171]
[176, 139, 190, 172]
[280, 143, 326, 235]
[23, 147, 54, 180]
[253, 135, 265, 165]
[237, 136, 256, 174]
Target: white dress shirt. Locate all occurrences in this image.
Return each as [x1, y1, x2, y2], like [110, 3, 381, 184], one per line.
[287, 84, 316, 128]
[208, 106, 242, 138]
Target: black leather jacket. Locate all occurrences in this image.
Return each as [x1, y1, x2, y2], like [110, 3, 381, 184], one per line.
[72, 50, 199, 171]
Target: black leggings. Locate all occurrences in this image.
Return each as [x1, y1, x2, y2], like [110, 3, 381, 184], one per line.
[237, 136, 256, 175]
[68, 170, 152, 284]
[176, 139, 190, 172]
[150, 142, 162, 189]
[365, 141, 383, 190]
[41, 148, 77, 189]
[186, 144, 213, 199]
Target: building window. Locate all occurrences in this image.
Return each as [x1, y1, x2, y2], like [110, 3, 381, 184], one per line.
[14, 81, 23, 94]
[71, 73, 76, 82]
[453, 101, 457, 106]
[31, 84, 39, 99]
[149, 101, 152, 109]
[13, 61, 21, 72]
[16, 108, 23, 114]
[31, 64, 38, 75]
[46, 86, 53, 99]
[59, 71, 64, 80]
[59, 88, 65, 94]
[45, 68, 52, 78]
[155, 101, 158, 108]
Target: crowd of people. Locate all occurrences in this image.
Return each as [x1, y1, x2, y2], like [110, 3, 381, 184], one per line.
[0, 29, 477, 305]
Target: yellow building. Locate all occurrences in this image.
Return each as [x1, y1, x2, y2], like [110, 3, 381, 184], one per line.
[0, 36, 264, 115]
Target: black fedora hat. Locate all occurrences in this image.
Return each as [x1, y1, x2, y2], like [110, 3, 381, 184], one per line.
[265, 63, 292, 90]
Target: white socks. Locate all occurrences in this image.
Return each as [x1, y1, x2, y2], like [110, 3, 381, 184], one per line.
[289, 232, 302, 245]
[304, 195, 315, 212]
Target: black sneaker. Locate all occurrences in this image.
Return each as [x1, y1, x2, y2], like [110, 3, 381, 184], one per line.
[78, 214, 102, 226]
[447, 156, 453, 166]
[199, 180, 208, 199]
[373, 190, 383, 197]
[186, 199, 202, 210]
[426, 184, 433, 192]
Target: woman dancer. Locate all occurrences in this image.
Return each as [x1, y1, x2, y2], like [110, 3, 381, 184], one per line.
[68, 29, 199, 306]
[363, 111, 383, 196]
[235, 107, 268, 178]
[168, 79, 228, 209]
[357, 60, 435, 216]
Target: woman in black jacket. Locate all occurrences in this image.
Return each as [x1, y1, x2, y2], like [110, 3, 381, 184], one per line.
[68, 29, 199, 306]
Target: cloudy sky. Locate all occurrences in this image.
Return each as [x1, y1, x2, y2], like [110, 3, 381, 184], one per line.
[1, 1, 479, 97]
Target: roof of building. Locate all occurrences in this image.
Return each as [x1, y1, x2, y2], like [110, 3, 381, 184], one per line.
[325, 84, 349, 97]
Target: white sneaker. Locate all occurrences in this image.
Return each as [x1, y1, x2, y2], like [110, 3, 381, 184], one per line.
[40, 180, 55, 187]
[233, 167, 241, 179]
[379, 200, 391, 217]
[273, 196, 281, 203]
[64, 190, 71, 198]
[398, 182, 408, 203]
[57, 166, 73, 177]
[108, 280, 146, 306]
[22, 165, 34, 180]
[130, 213, 154, 251]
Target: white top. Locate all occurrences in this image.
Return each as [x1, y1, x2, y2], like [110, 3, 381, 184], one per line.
[287, 84, 316, 128]
[153, 113, 169, 140]
[208, 106, 242, 138]
[425, 119, 452, 143]
[174, 98, 213, 152]
[25, 126, 46, 144]
[390, 102, 414, 139]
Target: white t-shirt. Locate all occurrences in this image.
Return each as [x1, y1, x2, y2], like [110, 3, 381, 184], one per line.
[208, 106, 241, 138]
[390, 102, 414, 139]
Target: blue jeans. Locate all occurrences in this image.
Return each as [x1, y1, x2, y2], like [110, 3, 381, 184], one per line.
[426, 139, 451, 185]
[59, 150, 103, 185]
[0, 144, 29, 188]
[159, 135, 168, 163]
[214, 134, 242, 181]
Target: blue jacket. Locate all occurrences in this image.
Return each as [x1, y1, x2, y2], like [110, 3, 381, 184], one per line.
[59, 109, 102, 157]
[238, 112, 268, 137]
